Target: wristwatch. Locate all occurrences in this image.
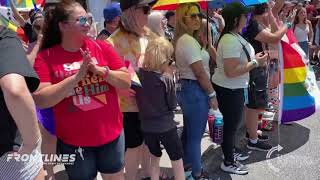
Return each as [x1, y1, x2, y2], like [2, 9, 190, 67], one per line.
[285, 22, 292, 29]
[251, 59, 259, 68]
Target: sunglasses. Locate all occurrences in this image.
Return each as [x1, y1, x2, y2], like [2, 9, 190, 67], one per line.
[77, 16, 93, 26]
[136, 5, 151, 15]
[165, 57, 174, 66]
[185, 13, 202, 19]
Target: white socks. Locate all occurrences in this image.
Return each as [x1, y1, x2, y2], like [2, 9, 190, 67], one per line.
[249, 138, 258, 144]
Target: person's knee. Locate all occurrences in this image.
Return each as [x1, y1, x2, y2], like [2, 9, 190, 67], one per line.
[101, 170, 124, 180]
[67, 169, 97, 180]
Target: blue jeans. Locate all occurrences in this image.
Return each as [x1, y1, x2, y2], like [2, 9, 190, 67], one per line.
[177, 79, 209, 175]
[298, 41, 309, 57]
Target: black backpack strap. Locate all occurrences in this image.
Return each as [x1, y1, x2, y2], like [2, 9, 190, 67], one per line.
[241, 43, 251, 62]
[230, 33, 251, 62]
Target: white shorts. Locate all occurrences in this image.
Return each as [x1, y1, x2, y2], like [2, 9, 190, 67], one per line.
[0, 141, 43, 180]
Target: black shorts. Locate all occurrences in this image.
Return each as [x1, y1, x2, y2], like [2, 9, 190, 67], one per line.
[57, 132, 125, 180]
[144, 128, 183, 161]
[123, 112, 144, 150]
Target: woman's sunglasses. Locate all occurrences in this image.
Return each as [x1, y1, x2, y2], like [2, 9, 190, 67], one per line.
[77, 16, 93, 26]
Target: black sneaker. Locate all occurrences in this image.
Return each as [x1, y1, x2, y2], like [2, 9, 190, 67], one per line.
[246, 132, 269, 142]
[220, 161, 249, 175]
[247, 140, 272, 152]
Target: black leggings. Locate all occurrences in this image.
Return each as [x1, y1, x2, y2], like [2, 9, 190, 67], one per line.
[213, 84, 244, 163]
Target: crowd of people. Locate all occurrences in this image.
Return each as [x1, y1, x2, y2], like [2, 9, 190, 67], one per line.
[0, 0, 319, 179]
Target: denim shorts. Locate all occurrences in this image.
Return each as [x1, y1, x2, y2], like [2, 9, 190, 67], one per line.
[56, 132, 125, 180]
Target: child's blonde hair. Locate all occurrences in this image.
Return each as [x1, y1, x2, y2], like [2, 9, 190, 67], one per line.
[143, 37, 174, 72]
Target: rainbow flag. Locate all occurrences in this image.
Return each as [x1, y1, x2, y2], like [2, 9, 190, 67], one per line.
[0, 13, 23, 34]
[279, 30, 320, 124]
[0, 0, 44, 10]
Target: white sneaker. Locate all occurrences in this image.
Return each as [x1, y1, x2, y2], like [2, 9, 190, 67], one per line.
[220, 162, 249, 175]
[222, 152, 250, 161]
[261, 111, 274, 119]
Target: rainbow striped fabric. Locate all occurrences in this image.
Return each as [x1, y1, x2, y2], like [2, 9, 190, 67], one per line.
[0, 0, 44, 9]
[279, 30, 320, 123]
[0, 13, 23, 34]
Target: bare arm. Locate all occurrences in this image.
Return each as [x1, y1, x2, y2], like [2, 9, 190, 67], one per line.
[207, 45, 217, 64]
[213, 13, 225, 33]
[190, 61, 214, 94]
[0, 74, 41, 151]
[272, 0, 285, 16]
[33, 75, 79, 108]
[255, 26, 288, 44]
[105, 67, 131, 89]
[307, 21, 314, 43]
[27, 35, 42, 66]
[190, 61, 219, 109]
[268, 4, 281, 32]
[224, 52, 268, 78]
[10, 0, 27, 27]
[223, 58, 256, 78]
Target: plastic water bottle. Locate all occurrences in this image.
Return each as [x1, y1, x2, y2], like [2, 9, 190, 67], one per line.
[213, 110, 223, 144]
[208, 108, 215, 139]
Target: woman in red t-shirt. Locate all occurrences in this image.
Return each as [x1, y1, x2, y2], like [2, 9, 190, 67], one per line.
[33, 1, 131, 180]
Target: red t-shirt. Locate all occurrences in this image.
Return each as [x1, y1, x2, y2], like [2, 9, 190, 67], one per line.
[34, 38, 124, 147]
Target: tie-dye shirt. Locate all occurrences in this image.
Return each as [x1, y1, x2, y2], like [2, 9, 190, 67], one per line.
[107, 27, 157, 112]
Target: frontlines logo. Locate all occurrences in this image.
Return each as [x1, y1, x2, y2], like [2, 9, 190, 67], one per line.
[6, 154, 77, 165]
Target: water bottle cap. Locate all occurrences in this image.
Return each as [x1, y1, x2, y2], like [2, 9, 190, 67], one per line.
[213, 110, 223, 118]
[209, 108, 215, 114]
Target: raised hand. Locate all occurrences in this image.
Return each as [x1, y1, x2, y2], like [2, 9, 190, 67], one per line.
[75, 48, 91, 82]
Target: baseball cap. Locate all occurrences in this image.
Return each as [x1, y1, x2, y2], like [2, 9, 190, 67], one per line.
[103, 2, 122, 22]
[222, 2, 253, 20]
[252, 3, 268, 15]
[120, 0, 157, 11]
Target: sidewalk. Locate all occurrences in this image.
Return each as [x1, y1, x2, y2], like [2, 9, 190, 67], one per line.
[51, 76, 320, 180]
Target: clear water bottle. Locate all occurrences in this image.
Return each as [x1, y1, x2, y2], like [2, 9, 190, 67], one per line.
[213, 110, 223, 144]
[208, 108, 215, 139]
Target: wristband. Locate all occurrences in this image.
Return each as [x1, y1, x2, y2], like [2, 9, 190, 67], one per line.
[252, 59, 259, 68]
[285, 22, 292, 29]
[208, 91, 216, 99]
[104, 66, 110, 78]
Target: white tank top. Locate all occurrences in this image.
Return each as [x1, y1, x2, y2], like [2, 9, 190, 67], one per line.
[294, 24, 309, 42]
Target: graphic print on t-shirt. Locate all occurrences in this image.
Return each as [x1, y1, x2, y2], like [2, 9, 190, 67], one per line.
[71, 74, 109, 112]
[56, 59, 109, 112]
